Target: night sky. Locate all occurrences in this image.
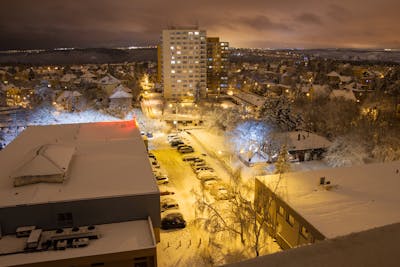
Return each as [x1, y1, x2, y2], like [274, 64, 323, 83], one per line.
[1, 0, 399, 50]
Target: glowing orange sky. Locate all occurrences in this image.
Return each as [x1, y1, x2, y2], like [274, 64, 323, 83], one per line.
[0, 0, 399, 50]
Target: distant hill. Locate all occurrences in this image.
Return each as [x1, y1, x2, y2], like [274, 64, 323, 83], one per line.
[0, 48, 157, 65]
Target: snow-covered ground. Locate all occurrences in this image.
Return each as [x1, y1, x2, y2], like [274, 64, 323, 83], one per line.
[149, 132, 281, 266]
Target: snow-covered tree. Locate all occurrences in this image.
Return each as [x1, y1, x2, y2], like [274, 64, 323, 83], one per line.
[325, 136, 368, 167]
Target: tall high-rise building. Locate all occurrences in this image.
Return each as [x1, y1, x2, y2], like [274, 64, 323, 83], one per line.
[206, 37, 229, 96]
[160, 26, 207, 101]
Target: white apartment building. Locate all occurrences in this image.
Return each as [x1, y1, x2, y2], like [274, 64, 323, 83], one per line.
[161, 27, 207, 100]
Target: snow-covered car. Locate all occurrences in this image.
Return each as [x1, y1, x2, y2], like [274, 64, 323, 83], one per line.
[182, 155, 200, 161]
[160, 198, 179, 212]
[179, 146, 194, 154]
[170, 140, 184, 147]
[194, 166, 215, 174]
[148, 152, 156, 160]
[155, 175, 169, 185]
[191, 161, 207, 169]
[161, 212, 186, 230]
[197, 170, 217, 180]
[202, 178, 220, 189]
[210, 184, 232, 200]
[150, 158, 160, 168]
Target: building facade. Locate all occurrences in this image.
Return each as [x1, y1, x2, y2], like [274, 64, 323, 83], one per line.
[0, 121, 160, 267]
[160, 26, 207, 101]
[206, 37, 229, 96]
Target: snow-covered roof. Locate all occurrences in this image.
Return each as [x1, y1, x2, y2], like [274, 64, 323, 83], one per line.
[0, 121, 158, 208]
[231, 90, 265, 108]
[257, 160, 400, 238]
[98, 74, 120, 85]
[109, 90, 133, 99]
[59, 74, 77, 82]
[329, 89, 357, 101]
[326, 71, 340, 77]
[113, 84, 132, 93]
[274, 131, 332, 151]
[311, 84, 329, 96]
[56, 90, 82, 102]
[225, 222, 400, 267]
[0, 219, 156, 266]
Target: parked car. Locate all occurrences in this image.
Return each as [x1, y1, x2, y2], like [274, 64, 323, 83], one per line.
[190, 158, 206, 165]
[191, 161, 207, 169]
[194, 166, 215, 173]
[197, 171, 218, 180]
[210, 184, 232, 200]
[150, 158, 160, 168]
[161, 212, 186, 229]
[156, 175, 169, 185]
[170, 140, 184, 147]
[161, 198, 179, 212]
[202, 178, 220, 189]
[179, 146, 194, 154]
[182, 155, 200, 162]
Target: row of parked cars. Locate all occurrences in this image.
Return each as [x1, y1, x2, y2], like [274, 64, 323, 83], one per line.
[149, 147, 187, 230]
[182, 155, 232, 201]
[168, 133, 194, 154]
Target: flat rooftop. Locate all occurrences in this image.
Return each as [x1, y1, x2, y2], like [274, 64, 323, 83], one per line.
[0, 121, 158, 208]
[258, 161, 400, 238]
[0, 219, 156, 266]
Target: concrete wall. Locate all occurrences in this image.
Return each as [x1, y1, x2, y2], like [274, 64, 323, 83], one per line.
[0, 194, 160, 235]
[255, 179, 324, 249]
[16, 247, 157, 267]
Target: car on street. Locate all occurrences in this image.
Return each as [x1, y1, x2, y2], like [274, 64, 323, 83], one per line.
[161, 198, 179, 212]
[182, 155, 200, 161]
[170, 140, 184, 147]
[155, 174, 169, 185]
[210, 184, 232, 200]
[150, 158, 160, 168]
[202, 178, 220, 189]
[197, 171, 218, 180]
[179, 146, 194, 153]
[191, 161, 207, 169]
[194, 166, 215, 173]
[161, 212, 186, 230]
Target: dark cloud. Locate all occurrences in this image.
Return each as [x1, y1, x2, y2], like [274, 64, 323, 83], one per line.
[239, 15, 292, 31]
[0, 0, 399, 49]
[295, 13, 323, 25]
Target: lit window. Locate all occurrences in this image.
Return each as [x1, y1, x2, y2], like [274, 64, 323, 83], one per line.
[177, 51, 181, 55]
[194, 31, 199, 35]
[278, 206, 285, 216]
[170, 46, 175, 50]
[177, 60, 181, 64]
[171, 70, 176, 74]
[177, 79, 181, 83]
[188, 32, 193, 35]
[300, 226, 309, 238]
[171, 60, 176, 64]
[286, 213, 295, 226]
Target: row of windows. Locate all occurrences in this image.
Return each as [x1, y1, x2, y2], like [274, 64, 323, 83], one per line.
[278, 205, 310, 239]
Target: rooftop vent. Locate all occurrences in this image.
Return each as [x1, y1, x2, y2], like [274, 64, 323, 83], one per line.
[12, 144, 75, 187]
